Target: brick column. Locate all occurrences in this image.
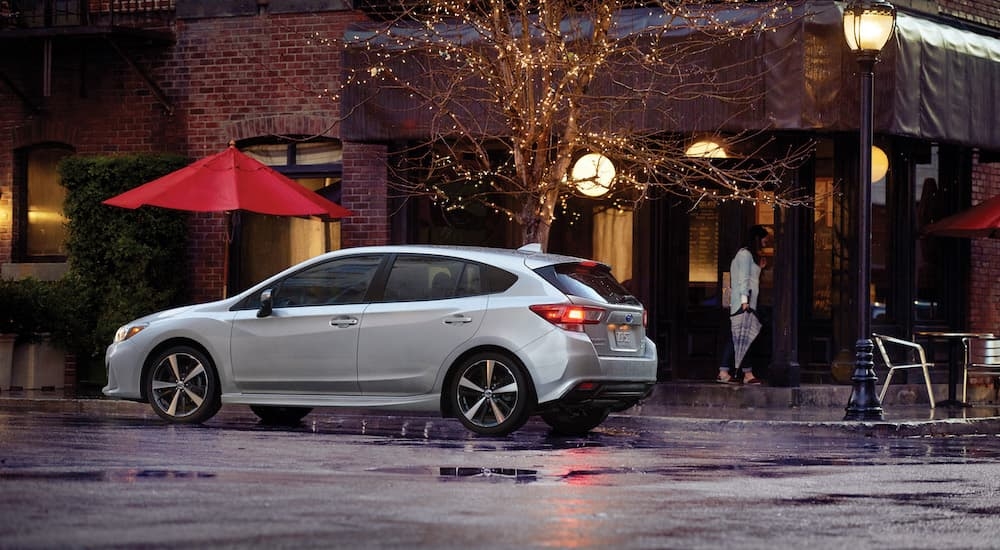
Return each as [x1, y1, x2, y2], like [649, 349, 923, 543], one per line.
[968, 158, 1000, 332]
[341, 141, 390, 248]
[187, 212, 228, 303]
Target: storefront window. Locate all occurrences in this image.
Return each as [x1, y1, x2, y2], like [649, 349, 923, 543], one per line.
[235, 139, 343, 291]
[914, 147, 947, 322]
[592, 207, 633, 284]
[812, 141, 836, 319]
[870, 150, 889, 321]
[756, 196, 775, 308]
[688, 201, 719, 308]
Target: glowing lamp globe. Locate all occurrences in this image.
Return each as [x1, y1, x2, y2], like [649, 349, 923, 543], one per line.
[572, 153, 615, 197]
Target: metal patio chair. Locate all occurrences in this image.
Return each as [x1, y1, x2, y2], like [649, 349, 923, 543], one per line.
[872, 333, 936, 408]
[962, 336, 1000, 403]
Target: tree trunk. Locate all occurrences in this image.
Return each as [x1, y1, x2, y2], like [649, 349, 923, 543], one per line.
[522, 218, 552, 251]
[519, 188, 558, 251]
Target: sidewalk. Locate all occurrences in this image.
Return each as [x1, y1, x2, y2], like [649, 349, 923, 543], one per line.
[2, 382, 999, 437]
[615, 382, 1000, 437]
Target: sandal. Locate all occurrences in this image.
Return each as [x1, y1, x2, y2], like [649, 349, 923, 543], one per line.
[743, 377, 764, 385]
[716, 374, 737, 384]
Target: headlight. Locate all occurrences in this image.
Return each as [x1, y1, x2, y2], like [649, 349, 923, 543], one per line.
[113, 324, 147, 343]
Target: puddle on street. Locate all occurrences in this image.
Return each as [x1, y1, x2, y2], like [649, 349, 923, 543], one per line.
[0, 469, 217, 482]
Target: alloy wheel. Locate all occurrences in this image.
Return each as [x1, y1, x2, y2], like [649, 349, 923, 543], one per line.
[147, 347, 219, 423]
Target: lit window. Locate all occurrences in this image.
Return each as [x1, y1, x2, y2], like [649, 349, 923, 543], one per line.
[17, 145, 72, 260]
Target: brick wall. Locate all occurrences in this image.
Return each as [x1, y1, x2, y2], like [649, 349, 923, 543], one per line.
[166, 11, 365, 158]
[0, 34, 181, 266]
[0, 7, 375, 303]
[940, 0, 1000, 25]
[167, 9, 370, 301]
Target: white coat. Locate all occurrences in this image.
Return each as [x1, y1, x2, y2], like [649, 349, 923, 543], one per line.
[729, 247, 761, 315]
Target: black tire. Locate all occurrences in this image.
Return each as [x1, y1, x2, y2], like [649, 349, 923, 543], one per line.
[145, 345, 221, 424]
[541, 408, 610, 436]
[448, 351, 532, 436]
[250, 405, 313, 425]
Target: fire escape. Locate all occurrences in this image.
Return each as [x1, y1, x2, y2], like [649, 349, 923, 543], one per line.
[0, 0, 176, 114]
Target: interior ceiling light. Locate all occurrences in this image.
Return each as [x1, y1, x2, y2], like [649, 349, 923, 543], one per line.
[685, 139, 728, 158]
[871, 145, 889, 182]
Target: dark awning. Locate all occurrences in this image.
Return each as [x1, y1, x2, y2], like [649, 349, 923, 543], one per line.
[885, 11, 1000, 149]
[340, 1, 1000, 151]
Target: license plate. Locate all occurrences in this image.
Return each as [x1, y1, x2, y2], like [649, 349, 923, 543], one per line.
[615, 327, 635, 347]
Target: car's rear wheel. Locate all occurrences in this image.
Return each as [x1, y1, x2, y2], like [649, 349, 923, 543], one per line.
[449, 352, 531, 436]
[250, 405, 313, 425]
[541, 407, 610, 436]
[145, 346, 221, 424]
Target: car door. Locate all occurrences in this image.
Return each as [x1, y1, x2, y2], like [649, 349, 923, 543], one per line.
[229, 254, 384, 394]
[357, 255, 488, 396]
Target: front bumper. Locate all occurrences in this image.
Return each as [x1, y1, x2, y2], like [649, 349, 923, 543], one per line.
[102, 341, 145, 401]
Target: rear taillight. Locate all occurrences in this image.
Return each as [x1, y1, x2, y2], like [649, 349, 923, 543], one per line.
[530, 304, 605, 332]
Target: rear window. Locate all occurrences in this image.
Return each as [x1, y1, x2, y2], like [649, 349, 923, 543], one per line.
[535, 263, 639, 305]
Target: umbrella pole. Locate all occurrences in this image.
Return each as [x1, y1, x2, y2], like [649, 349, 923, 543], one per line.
[223, 211, 234, 298]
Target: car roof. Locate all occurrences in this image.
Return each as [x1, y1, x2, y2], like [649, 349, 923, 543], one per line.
[324, 244, 602, 271]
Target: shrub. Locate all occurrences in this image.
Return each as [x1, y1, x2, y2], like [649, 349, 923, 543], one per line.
[57, 154, 190, 373]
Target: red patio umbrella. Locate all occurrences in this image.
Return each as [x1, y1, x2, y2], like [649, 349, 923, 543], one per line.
[923, 194, 1000, 239]
[103, 144, 353, 297]
[103, 144, 354, 219]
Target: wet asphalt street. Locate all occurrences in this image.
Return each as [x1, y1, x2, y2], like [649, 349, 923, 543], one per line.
[2, 407, 1000, 549]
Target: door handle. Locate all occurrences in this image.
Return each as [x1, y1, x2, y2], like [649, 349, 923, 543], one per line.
[329, 317, 359, 327]
[443, 315, 473, 325]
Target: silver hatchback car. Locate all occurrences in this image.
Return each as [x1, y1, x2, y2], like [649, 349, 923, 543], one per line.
[104, 244, 657, 436]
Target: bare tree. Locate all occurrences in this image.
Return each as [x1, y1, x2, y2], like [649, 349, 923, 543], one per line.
[338, 0, 813, 248]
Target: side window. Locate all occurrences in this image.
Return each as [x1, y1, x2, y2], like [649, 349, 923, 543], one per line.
[383, 255, 477, 301]
[270, 255, 382, 308]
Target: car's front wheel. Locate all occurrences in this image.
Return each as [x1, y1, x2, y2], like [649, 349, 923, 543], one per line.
[145, 346, 221, 424]
[250, 405, 313, 426]
[449, 352, 532, 436]
[541, 407, 610, 436]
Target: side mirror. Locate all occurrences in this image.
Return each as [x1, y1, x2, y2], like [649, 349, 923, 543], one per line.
[257, 289, 274, 318]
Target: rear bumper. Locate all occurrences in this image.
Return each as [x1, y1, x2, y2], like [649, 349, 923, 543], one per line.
[525, 332, 657, 406]
[543, 380, 656, 412]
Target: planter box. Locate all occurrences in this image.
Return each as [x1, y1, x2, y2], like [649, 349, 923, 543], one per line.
[0, 334, 15, 391]
[11, 337, 66, 391]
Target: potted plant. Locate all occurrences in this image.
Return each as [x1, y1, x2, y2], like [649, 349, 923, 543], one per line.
[1, 278, 67, 392]
[0, 278, 29, 391]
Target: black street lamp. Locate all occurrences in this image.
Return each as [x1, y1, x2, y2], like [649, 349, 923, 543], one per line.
[843, 0, 896, 421]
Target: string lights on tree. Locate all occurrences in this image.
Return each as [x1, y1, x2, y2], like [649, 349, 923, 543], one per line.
[332, 0, 813, 248]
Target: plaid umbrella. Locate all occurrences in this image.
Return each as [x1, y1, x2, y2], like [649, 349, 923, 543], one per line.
[731, 308, 762, 370]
